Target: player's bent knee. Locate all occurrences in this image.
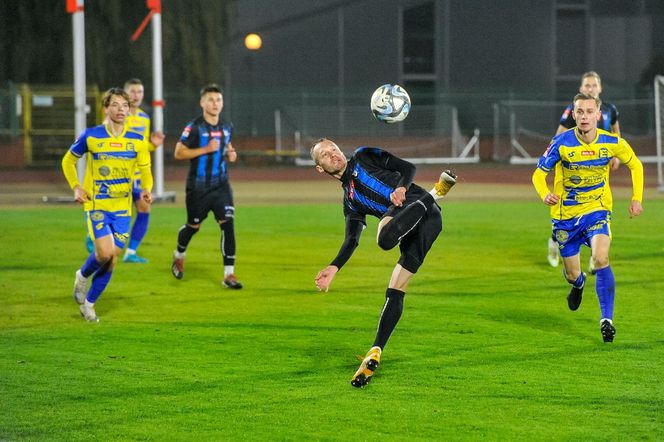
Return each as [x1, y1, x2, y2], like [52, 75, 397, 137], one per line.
[594, 256, 609, 268]
[377, 229, 398, 251]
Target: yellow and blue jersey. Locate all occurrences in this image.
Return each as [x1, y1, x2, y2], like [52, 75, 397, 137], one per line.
[126, 108, 154, 193]
[61, 123, 153, 215]
[126, 107, 155, 152]
[533, 128, 643, 220]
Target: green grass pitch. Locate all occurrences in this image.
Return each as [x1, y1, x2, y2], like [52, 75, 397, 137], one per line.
[1, 197, 663, 440]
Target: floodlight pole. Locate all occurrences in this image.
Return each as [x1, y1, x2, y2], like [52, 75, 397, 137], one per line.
[132, 0, 173, 200]
[68, 0, 87, 180]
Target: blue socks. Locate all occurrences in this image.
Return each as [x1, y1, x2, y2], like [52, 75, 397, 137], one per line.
[81, 253, 102, 278]
[595, 266, 615, 320]
[128, 212, 149, 251]
[87, 266, 113, 303]
[572, 272, 585, 289]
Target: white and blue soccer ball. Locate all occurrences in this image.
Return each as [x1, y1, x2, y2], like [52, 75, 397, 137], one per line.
[370, 84, 411, 124]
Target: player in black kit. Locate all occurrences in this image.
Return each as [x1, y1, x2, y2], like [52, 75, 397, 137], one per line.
[171, 84, 242, 289]
[310, 138, 457, 387]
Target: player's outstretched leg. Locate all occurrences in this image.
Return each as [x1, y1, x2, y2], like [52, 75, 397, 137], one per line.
[429, 169, 457, 200]
[351, 346, 382, 388]
[567, 272, 586, 311]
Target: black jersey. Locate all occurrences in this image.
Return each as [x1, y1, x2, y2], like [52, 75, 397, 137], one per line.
[340, 147, 417, 222]
[179, 116, 233, 191]
[559, 102, 619, 132]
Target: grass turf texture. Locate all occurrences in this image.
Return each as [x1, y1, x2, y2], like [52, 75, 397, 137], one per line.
[1, 198, 663, 440]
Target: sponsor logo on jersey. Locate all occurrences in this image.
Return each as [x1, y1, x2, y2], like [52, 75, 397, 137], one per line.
[110, 142, 122, 147]
[581, 150, 594, 156]
[211, 131, 221, 137]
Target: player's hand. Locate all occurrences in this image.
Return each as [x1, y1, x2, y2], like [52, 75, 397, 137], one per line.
[610, 157, 620, 172]
[73, 185, 90, 204]
[315, 265, 338, 292]
[543, 193, 560, 206]
[628, 200, 642, 218]
[390, 187, 407, 207]
[226, 146, 237, 162]
[141, 190, 153, 204]
[206, 139, 220, 153]
[150, 131, 165, 147]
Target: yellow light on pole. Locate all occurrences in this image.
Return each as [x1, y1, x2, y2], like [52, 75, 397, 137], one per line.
[244, 33, 262, 51]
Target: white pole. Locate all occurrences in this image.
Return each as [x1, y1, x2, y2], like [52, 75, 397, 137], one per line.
[72, 2, 87, 180]
[655, 76, 664, 191]
[151, 10, 165, 196]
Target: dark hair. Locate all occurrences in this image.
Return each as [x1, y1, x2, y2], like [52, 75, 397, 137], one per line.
[101, 87, 130, 108]
[573, 92, 602, 109]
[124, 78, 143, 89]
[200, 83, 223, 98]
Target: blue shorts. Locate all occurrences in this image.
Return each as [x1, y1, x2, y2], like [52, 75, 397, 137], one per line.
[552, 210, 611, 258]
[86, 210, 131, 249]
[132, 177, 142, 202]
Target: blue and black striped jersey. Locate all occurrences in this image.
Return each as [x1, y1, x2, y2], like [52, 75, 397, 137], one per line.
[340, 147, 418, 222]
[179, 116, 233, 190]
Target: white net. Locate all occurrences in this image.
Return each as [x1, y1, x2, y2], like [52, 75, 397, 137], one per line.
[494, 98, 659, 167]
[276, 104, 479, 165]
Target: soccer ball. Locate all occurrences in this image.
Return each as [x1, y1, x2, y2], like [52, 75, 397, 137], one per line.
[370, 84, 411, 123]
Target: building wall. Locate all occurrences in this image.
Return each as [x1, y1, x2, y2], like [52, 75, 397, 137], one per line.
[223, 0, 662, 134]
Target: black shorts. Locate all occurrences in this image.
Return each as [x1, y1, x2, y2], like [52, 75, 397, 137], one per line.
[185, 184, 234, 225]
[384, 187, 442, 273]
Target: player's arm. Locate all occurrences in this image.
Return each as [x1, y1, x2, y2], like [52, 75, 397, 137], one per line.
[616, 139, 644, 217]
[532, 169, 558, 205]
[314, 216, 365, 292]
[137, 145, 154, 203]
[61, 131, 90, 203]
[174, 139, 219, 160]
[145, 117, 165, 151]
[226, 141, 237, 163]
[382, 152, 416, 206]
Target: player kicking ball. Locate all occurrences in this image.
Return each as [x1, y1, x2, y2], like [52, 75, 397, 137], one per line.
[310, 138, 456, 387]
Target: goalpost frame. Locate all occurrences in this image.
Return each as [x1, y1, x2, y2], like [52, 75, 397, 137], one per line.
[655, 76, 664, 191]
